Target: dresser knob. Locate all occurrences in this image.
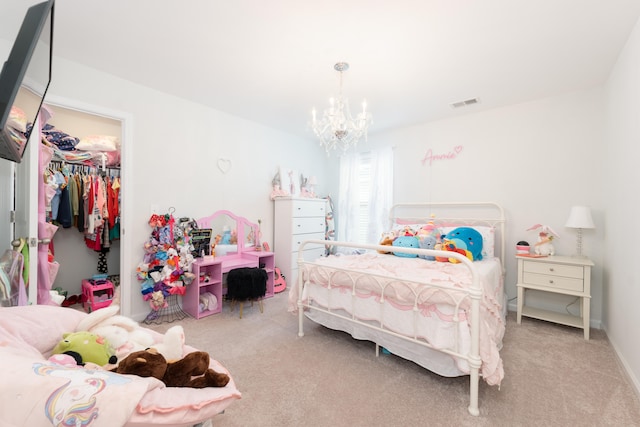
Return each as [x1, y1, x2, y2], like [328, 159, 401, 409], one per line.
[549, 280, 554, 284]
[549, 268, 554, 272]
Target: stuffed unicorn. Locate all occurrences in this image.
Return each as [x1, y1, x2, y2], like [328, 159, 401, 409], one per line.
[527, 224, 558, 256]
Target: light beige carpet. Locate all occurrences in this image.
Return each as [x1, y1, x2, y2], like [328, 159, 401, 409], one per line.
[148, 292, 640, 427]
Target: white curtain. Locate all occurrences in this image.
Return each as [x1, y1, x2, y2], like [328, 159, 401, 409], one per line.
[367, 146, 394, 243]
[337, 146, 393, 244]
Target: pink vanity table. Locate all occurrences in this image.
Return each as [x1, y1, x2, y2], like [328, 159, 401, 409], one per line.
[182, 210, 275, 319]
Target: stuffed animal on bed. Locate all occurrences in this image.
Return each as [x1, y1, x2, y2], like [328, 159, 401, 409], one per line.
[392, 235, 420, 258]
[440, 239, 473, 263]
[113, 348, 230, 388]
[51, 331, 118, 367]
[443, 227, 484, 261]
[75, 304, 185, 361]
[378, 231, 396, 254]
[417, 235, 438, 260]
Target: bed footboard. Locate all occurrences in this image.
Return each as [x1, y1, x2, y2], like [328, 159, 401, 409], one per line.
[295, 240, 485, 416]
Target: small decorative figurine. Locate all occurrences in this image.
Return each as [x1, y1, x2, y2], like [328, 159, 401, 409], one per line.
[526, 224, 558, 256]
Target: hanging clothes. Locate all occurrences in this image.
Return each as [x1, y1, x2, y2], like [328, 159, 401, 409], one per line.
[44, 160, 122, 275]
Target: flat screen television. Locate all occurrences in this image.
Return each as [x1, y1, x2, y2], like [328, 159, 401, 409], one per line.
[0, 0, 54, 163]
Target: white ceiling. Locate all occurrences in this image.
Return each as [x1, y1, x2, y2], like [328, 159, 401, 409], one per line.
[4, 1, 640, 140]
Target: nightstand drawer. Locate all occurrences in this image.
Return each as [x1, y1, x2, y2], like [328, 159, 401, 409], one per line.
[523, 272, 584, 292]
[523, 261, 583, 279]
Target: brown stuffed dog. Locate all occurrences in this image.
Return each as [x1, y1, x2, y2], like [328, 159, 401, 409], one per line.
[113, 348, 230, 388]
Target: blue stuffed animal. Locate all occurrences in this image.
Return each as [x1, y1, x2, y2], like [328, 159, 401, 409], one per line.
[392, 235, 420, 258]
[417, 235, 437, 260]
[444, 227, 484, 261]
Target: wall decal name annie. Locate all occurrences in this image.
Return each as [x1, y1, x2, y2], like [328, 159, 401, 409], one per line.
[421, 145, 464, 166]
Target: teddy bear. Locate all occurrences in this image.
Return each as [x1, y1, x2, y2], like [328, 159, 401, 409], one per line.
[377, 231, 396, 254]
[113, 348, 230, 388]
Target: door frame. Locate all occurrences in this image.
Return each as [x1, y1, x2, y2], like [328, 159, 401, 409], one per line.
[40, 93, 133, 315]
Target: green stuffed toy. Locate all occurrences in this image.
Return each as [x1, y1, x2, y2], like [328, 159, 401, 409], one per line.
[52, 331, 118, 367]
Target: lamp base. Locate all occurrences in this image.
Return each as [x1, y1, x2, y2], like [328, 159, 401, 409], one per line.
[570, 254, 589, 259]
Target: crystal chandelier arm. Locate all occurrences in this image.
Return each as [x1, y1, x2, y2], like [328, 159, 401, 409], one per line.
[310, 62, 372, 155]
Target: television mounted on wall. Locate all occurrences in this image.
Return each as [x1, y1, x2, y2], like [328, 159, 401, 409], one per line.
[0, 0, 54, 163]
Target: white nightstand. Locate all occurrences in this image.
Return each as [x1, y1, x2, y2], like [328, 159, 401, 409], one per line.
[516, 255, 594, 340]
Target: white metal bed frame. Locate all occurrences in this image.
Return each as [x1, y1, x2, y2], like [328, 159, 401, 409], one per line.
[296, 202, 506, 416]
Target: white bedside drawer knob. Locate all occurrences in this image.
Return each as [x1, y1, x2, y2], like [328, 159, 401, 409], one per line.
[549, 268, 554, 272]
[549, 280, 554, 284]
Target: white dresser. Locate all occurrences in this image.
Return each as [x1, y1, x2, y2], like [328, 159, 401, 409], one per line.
[274, 197, 327, 284]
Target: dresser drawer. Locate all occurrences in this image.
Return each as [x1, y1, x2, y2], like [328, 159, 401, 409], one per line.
[292, 201, 326, 217]
[523, 272, 584, 292]
[292, 217, 325, 234]
[523, 261, 583, 279]
[291, 232, 326, 251]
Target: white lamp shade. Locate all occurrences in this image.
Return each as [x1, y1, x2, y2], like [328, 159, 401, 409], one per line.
[565, 206, 595, 229]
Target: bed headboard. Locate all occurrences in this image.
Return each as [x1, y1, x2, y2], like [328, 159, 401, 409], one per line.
[388, 202, 506, 268]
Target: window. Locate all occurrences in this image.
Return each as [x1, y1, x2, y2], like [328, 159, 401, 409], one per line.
[337, 147, 393, 245]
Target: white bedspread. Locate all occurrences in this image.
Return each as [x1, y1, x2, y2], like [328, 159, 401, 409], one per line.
[292, 253, 505, 385]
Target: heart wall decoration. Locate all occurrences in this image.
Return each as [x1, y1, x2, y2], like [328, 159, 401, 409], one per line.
[217, 158, 232, 174]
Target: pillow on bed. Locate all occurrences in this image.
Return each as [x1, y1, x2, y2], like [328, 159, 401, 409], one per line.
[0, 305, 87, 355]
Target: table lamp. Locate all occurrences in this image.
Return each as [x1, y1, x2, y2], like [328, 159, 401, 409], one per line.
[564, 206, 595, 258]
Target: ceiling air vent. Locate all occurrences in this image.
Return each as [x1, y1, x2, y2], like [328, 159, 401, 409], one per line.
[450, 97, 480, 109]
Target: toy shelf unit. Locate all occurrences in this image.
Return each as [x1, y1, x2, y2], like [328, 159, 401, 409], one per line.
[81, 277, 115, 313]
[184, 258, 223, 319]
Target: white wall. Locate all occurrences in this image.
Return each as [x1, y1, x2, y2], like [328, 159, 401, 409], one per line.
[603, 15, 640, 394]
[363, 88, 605, 323]
[46, 57, 331, 320]
[47, 55, 608, 324]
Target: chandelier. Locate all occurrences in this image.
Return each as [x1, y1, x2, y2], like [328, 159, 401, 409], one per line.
[311, 62, 372, 155]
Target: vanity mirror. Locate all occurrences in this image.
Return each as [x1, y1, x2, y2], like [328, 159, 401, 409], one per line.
[196, 210, 260, 258]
